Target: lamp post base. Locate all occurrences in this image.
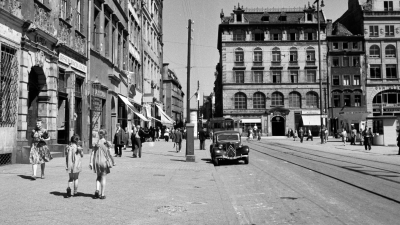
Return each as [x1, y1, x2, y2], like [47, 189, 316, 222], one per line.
[186, 155, 195, 162]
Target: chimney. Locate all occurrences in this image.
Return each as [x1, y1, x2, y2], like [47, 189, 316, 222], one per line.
[326, 19, 333, 36]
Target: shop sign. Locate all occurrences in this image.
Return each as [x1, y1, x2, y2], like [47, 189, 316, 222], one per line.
[302, 110, 320, 115]
[91, 97, 102, 112]
[339, 111, 371, 115]
[374, 86, 400, 91]
[92, 85, 107, 99]
[59, 53, 87, 74]
[374, 108, 400, 113]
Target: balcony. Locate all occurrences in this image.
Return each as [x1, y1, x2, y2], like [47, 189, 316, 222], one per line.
[253, 62, 263, 67]
[306, 60, 315, 66]
[364, 11, 400, 16]
[289, 61, 298, 66]
[271, 61, 281, 66]
[234, 61, 244, 67]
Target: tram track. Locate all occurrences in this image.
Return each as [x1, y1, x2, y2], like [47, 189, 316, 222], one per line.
[246, 141, 400, 205]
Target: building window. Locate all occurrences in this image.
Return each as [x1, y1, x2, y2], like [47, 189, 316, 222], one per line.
[235, 48, 244, 66]
[253, 47, 262, 62]
[385, 45, 396, 58]
[253, 71, 263, 83]
[104, 17, 110, 57]
[370, 65, 382, 79]
[307, 13, 313, 21]
[290, 71, 298, 83]
[343, 75, 350, 85]
[355, 95, 361, 107]
[306, 47, 315, 63]
[237, 13, 242, 22]
[306, 92, 318, 108]
[344, 95, 351, 106]
[252, 30, 264, 41]
[332, 57, 339, 67]
[261, 16, 269, 22]
[234, 92, 247, 109]
[289, 32, 297, 41]
[272, 47, 281, 62]
[333, 76, 340, 86]
[271, 92, 284, 106]
[343, 42, 349, 50]
[305, 32, 314, 40]
[289, 47, 298, 62]
[333, 94, 341, 107]
[271, 33, 281, 41]
[272, 71, 281, 83]
[235, 71, 244, 83]
[369, 45, 380, 58]
[76, 0, 82, 31]
[93, 7, 101, 51]
[306, 70, 316, 83]
[253, 92, 266, 109]
[354, 75, 360, 85]
[386, 64, 397, 79]
[353, 42, 359, 50]
[385, 25, 394, 37]
[384, 1, 393, 11]
[61, 0, 68, 20]
[369, 26, 379, 37]
[352, 56, 360, 67]
[333, 42, 339, 50]
[343, 56, 350, 67]
[289, 92, 301, 108]
[233, 30, 245, 41]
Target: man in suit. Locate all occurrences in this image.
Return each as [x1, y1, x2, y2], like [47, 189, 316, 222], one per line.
[113, 123, 124, 157]
[174, 128, 183, 152]
[199, 128, 206, 150]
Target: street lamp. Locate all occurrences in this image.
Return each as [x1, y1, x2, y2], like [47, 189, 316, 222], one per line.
[314, 0, 325, 144]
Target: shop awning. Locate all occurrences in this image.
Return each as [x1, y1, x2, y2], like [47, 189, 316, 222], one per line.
[302, 115, 325, 126]
[241, 118, 261, 123]
[133, 111, 149, 122]
[150, 117, 162, 123]
[118, 94, 134, 108]
[156, 105, 175, 123]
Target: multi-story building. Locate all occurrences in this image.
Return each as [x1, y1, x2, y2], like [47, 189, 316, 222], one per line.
[141, 0, 164, 127]
[326, 21, 367, 134]
[337, 0, 400, 145]
[217, 4, 328, 136]
[0, 0, 89, 164]
[162, 63, 184, 127]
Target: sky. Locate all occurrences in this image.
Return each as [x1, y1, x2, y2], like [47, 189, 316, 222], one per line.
[163, 0, 349, 113]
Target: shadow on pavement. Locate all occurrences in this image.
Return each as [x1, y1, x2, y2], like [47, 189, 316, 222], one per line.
[201, 158, 213, 164]
[170, 159, 186, 162]
[49, 191, 68, 198]
[50, 191, 95, 199]
[18, 175, 35, 180]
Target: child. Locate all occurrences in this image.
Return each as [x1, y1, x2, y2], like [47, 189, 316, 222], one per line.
[65, 135, 83, 197]
[89, 129, 116, 199]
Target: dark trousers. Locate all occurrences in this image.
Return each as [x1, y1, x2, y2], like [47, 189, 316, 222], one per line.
[114, 145, 123, 156]
[306, 135, 313, 141]
[200, 140, 205, 150]
[165, 136, 169, 142]
[364, 137, 371, 150]
[175, 141, 182, 151]
[300, 136, 303, 143]
[133, 138, 142, 158]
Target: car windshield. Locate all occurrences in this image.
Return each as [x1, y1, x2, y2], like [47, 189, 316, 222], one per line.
[217, 134, 240, 142]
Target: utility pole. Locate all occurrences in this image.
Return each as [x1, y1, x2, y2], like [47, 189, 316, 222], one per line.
[316, 0, 325, 144]
[186, 19, 195, 162]
[197, 80, 200, 135]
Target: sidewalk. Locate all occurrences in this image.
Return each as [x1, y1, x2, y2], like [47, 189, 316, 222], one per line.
[0, 140, 238, 225]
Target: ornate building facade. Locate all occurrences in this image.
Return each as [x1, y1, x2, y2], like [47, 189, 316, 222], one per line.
[217, 4, 328, 136]
[162, 63, 184, 127]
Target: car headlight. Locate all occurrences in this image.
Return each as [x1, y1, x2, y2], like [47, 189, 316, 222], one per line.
[218, 144, 223, 149]
[215, 150, 221, 153]
[238, 144, 243, 148]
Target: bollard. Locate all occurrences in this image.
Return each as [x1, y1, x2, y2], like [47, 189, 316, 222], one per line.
[185, 123, 195, 162]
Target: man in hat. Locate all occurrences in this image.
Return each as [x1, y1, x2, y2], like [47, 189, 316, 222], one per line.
[113, 123, 124, 157]
[131, 125, 142, 158]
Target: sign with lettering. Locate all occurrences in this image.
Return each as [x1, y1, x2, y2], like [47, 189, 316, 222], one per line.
[374, 86, 400, 91]
[59, 53, 87, 74]
[92, 85, 107, 99]
[91, 97, 102, 112]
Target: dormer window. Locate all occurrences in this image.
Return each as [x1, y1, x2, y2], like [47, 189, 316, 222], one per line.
[280, 16, 287, 21]
[384, 1, 393, 11]
[261, 16, 269, 22]
[307, 13, 313, 21]
[237, 13, 242, 22]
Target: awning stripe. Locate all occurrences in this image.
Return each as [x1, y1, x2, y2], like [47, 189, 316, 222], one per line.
[118, 94, 134, 108]
[156, 105, 175, 123]
[302, 115, 325, 126]
[241, 119, 261, 123]
[133, 111, 149, 122]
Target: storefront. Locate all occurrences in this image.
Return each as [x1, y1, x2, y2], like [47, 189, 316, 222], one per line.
[89, 81, 107, 148]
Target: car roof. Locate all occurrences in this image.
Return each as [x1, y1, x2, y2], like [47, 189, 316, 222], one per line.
[214, 131, 240, 135]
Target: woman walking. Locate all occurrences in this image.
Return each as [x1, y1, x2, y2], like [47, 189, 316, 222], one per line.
[164, 127, 170, 142]
[65, 135, 83, 197]
[170, 129, 176, 148]
[30, 119, 52, 180]
[89, 129, 116, 199]
[293, 130, 298, 141]
[342, 128, 347, 146]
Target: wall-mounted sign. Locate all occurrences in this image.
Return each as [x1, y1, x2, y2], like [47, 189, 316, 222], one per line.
[59, 53, 87, 74]
[91, 97, 102, 112]
[374, 86, 400, 91]
[92, 84, 107, 99]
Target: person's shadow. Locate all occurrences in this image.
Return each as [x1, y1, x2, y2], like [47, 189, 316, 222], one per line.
[18, 175, 35, 180]
[50, 191, 96, 199]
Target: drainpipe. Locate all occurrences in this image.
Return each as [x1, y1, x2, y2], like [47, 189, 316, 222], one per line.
[87, 0, 92, 148]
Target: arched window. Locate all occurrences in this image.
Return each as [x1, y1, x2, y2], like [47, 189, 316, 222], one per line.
[253, 47, 262, 62]
[288, 92, 301, 108]
[370, 45, 380, 58]
[306, 92, 318, 108]
[233, 29, 245, 41]
[306, 47, 315, 63]
[234, 92, 247, 109]
[272, 47, 281, 62]
[289, 47, 298, 62]
[385, 45, 396, 58]
[235, 48, 244, 66]
[271, 92, 284, 106]
[252, 29, 264, 41]
[253, 92, 266, 109]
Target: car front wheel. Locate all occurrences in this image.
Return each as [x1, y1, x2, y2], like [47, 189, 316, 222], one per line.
[213, 157, 219, 166]
[244, 157, 249, 164]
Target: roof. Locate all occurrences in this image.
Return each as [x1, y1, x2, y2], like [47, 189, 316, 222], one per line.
[332, 22, 353, 36]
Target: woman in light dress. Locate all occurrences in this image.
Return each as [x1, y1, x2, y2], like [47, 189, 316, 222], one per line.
[65, 134, 83, 197]
[30, 119, 52, 180]
[89, 129, 116, 199]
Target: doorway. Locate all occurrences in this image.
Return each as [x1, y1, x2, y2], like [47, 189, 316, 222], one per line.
[57, 96, 69, 144]
[272, 116, 285, 136]
[27, 68, 45, 145]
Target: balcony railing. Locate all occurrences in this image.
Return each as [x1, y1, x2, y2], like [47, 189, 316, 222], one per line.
[306, 60, 316, 66]
[253, 62, 262, 67]
[234, 61, 245, 67]
[271, 61, 281, 66]
[364, 11, 400, 16]
[289, 61, 298, 66]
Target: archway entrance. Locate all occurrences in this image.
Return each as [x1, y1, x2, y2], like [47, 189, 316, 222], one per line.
[272, 116, 285, 136]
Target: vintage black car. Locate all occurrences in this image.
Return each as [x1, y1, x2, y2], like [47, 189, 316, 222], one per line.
[210, 130, 249, 166]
